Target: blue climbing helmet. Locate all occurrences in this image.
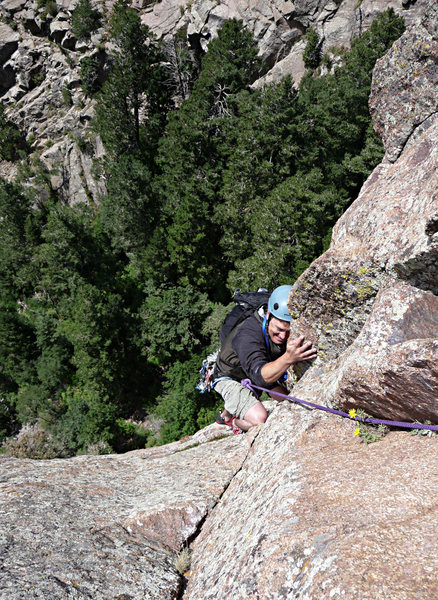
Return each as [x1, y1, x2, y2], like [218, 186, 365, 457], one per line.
[267, 285, 292, 322]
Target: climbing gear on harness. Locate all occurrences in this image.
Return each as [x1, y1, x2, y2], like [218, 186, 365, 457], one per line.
[267, 285, 292, 322]
[240, 379, 438, 432]
[196, 351, 219, 393]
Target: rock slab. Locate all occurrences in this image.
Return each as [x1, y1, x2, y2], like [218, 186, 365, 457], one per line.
[184, 406, 438, 599]
[0, 426, 255, 599]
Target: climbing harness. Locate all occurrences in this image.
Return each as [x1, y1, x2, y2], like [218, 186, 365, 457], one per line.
[241, 379, 438, 432]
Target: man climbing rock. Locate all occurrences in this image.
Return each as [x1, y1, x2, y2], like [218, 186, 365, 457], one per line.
[213, 285, 317, 433]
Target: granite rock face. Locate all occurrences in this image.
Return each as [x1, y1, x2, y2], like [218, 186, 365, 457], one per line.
[184, 406, 438, 600]
[0, 425, 256, 599]
[369, 0, 438, 162]
[141, 0, 428, 87]
[0, 0, 428, 202]
[1, 2, 438, 599]
[288, 1, 438, 427]
[334, 282, 438, 421]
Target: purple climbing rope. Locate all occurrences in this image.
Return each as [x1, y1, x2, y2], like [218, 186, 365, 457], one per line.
[240, 379, 438, 432]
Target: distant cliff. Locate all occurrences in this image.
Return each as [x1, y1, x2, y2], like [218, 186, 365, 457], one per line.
[0, 0, 428, 204]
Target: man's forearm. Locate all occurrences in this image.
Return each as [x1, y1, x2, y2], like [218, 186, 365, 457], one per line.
[261, 355, 293, 384]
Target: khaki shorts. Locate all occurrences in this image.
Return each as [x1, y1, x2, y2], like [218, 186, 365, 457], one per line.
[214, 378, 260, 420]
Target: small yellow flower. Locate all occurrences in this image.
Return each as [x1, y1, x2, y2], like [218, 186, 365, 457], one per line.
[354, 428, 361, 437]
[348, 409, 357, 419]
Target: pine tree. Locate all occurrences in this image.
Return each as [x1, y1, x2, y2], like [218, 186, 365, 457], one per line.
[153, 19, 262, 297]
[71, 0, 102, 41]
[93, 0, 170, 158]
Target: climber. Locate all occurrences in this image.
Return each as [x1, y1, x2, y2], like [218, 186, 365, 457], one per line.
[213, 285, 317, 433]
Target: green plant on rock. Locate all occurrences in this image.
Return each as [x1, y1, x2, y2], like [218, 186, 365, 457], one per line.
[37, 0, 58, 19]
[175, 547, 191, 575]
[303, 28, 321, 70]
[410, 421, 438, 438]
[349, 409, 389, 444]
[71, 0, 102, 40]
[0, 105, 29, 161]
[62, 85, 73, 106]
[80, 53, 103, 97]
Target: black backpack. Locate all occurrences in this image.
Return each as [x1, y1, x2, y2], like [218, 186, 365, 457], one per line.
[219, 288, 270, 345]
[196, 288, 270, 393]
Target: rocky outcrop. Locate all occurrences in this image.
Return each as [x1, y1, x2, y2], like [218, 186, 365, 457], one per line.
[0, 0, 106, 203]
[1, 2, 438, 599]
[0, 0, 429, 204]
[0, 23, 19, 94]
[3, 405, 438, 600]
[141, 0, 429, 87]
[288, 0, 438, 421]
[184, 407, 438, 600]
[369, 0, 438, 162]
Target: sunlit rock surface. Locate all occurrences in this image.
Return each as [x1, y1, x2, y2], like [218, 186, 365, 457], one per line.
[288, 1, 438, 429]
[184, 408, 438, 600]
[0, 425, 256, 599]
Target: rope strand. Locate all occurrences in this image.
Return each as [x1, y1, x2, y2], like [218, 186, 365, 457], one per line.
[240, 379, 438, 432]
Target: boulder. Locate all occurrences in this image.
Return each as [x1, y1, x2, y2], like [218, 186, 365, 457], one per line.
[0, 23, 19, 65]
[49, 18, 71, 43]
[334, 282, 438, 421]
[0, 24, 19, 94]
[18, 4, 52, 36]
[0, 0, 28, 16]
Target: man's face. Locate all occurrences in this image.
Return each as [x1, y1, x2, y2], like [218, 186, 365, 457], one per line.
[268, 316, 291, 345]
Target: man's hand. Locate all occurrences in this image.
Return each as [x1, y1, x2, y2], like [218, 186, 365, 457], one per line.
[285, 335, 317, 363]
[261, 335, 317, 384]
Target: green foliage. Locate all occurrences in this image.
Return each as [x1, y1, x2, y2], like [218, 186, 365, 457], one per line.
[71, 0, 102, 40]
[303, 28, 321, 70]
[215, 78, 300, 283]
[153, 19, 262, 297]
[93, 0, 170, 158]
[140, 283, 211, 363]
[113, 418, 151, 452]
[54, 385, 116, 453]
[80, 53, 104, 96]
[97, 154, 156, 254]
[37, 0, 58, 18]
[155, 353, 219, 444]
[0, 105, 29, 161]
[164, 26, 197, 103]
[62, 85, 73, 106]
[227, 169, 347, 290]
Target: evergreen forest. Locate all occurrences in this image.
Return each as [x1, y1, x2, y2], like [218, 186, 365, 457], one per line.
[0, 1, 405, 457]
